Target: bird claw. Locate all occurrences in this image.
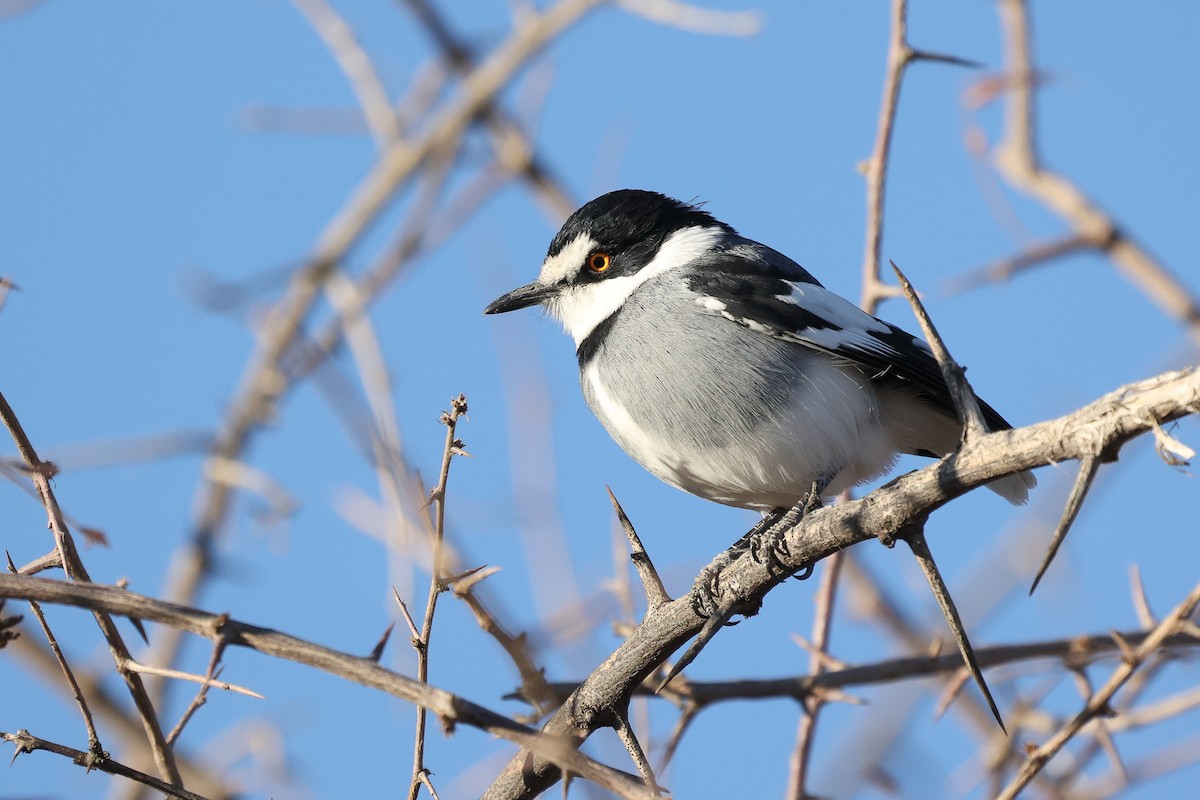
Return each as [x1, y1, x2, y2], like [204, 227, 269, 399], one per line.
[690, 554, 734, 620]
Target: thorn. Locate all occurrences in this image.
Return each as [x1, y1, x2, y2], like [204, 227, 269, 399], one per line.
[368, 622, 395, 662]
[910, 48, 984, 69]
[446, 565, 500, 593]
[658, 596, 739, 692]
[904, 528, 1006, 733]
[1030, 455, 1100, 594]
[890, 260, 987, 440]
[1128, 565, 1157, 628]
[606, 486, 670, 613]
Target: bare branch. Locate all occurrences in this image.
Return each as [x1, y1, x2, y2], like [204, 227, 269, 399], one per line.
[482, 365, 1200, 798]
[0, 573, 658, 800]
[993, 0, 1200, 345]
[786, 551, 844, 799]
[291, 0, 403, 150]
[0, 390, 183, 787]
[995, 581, 1200, 799]
[1, 730, 208, 800]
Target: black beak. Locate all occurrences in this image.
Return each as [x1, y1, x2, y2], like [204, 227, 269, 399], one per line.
[484, 281, 559, 315]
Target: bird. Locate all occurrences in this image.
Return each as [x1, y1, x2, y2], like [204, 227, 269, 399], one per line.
[484, 189, 1036, 518]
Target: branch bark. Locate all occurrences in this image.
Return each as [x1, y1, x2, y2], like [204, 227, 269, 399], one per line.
[482, 366, 1200, 798]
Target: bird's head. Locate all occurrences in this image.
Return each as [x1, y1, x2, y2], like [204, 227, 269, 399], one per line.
[484, 189, 732, 344]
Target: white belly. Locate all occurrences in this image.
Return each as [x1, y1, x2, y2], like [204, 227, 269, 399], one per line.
[581, 359, 899, 510]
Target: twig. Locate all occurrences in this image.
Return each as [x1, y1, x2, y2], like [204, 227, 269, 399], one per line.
[5, 552, 102, 757]
[167, 633, 232, 746]
[291, 0, 403, 150]
[409, 394, 469, 800]
[994, 581, 1200, 800]
[481, 366, 1200, 798]
[993, 0, 1200, 346]
[785, 551, 844, 799]
[122, 657, 261, 700]
[1, 729, 208, 800]
[0, 572, 658, 800]
[0, 390, 183, 787]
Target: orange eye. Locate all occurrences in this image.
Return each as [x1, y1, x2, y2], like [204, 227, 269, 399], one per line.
[587, 252, 612, 273]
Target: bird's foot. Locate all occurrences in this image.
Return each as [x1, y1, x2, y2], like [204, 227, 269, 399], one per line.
[748, 488, 823, 578]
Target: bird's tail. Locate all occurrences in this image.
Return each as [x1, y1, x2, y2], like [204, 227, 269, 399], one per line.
[877, 385, 1037, 506]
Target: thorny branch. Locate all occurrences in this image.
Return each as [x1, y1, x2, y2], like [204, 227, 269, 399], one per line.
[990, 0, 1200, 345]
[483, 366, 1200, 798]
[0, 391, 183, 788]
[0, 573, 658, 800]
[408, 394, 469, 800]
[0, 730, 208, 800]
[995, 582, 1200, 800]
[154, 0, 609, 708]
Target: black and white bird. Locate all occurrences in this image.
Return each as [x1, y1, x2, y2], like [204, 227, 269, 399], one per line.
[485, 189, 1035, 516]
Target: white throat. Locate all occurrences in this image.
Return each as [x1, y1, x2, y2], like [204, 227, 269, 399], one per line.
[544, 225, 724, 346]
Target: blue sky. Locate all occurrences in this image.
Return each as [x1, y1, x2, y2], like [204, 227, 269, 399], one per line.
[2, 1, 1198, 798]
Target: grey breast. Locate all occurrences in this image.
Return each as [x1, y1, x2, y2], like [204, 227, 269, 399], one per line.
[586, 273, 809, 452]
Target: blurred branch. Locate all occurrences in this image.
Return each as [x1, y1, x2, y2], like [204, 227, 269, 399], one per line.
[785, 552, 843, 799]
[525, 628, 1200, 707]
[161, 3, 606, 693]
[615, 0, 761, 36]
[995, 581, 1200, 800]
[940, 232, 1097, 297]
[0, 573, 658, 800]
[0, 390, 183, 788]
[291, 0, 403, 149]
[992, 0, 1200, 345]
[402, 0, 576, 219]
[483, 365, 1200, 798]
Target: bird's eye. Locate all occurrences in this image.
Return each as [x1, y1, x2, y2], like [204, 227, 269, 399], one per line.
[587, 252, 611, 274]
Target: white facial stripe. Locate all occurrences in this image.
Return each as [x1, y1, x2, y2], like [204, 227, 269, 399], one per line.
[538, 233, 598, 285]
[546, 225, 725, 345]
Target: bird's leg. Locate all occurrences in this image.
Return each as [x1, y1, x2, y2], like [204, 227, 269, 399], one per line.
[747, 476, 830, 579]
[669, 478, 833, 690]
[691, 508, 787, 618]
[690, 475, 832, 618]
